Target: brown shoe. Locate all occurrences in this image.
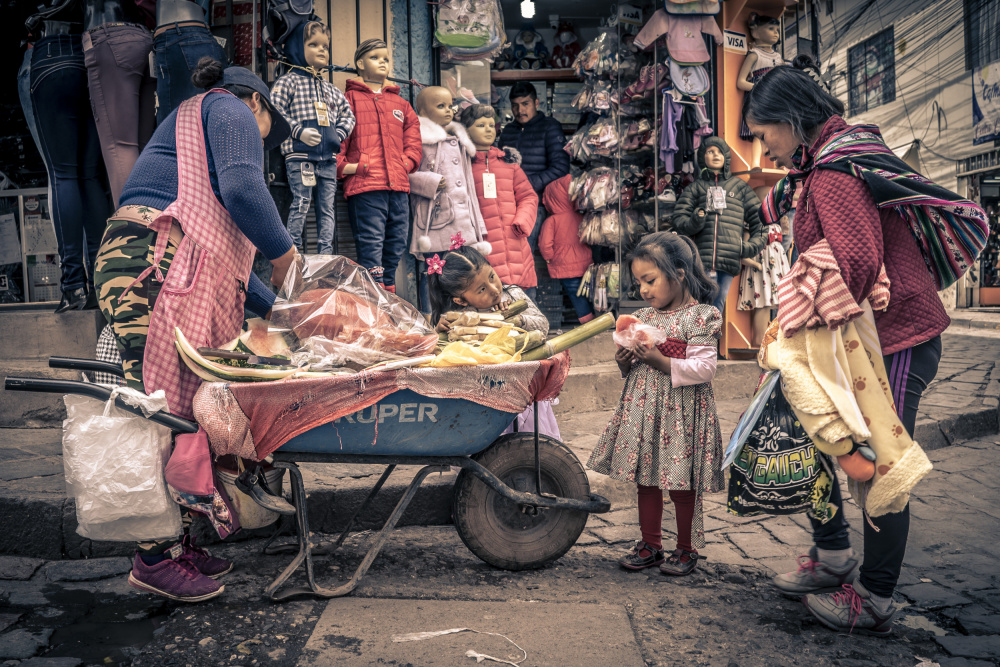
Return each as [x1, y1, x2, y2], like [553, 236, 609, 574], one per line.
[618, 541, 665, 571]
[659, 548, 699, 576]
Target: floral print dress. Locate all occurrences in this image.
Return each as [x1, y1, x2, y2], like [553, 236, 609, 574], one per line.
[738, 223, 790, 311]
[587, 303, 724, 548]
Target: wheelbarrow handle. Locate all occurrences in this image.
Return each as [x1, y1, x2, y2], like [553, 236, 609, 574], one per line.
[4, 377, 199, 434]
[49, 356, 126, 378]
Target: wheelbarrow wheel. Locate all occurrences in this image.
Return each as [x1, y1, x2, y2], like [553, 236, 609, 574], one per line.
[452, 433, 590, 570]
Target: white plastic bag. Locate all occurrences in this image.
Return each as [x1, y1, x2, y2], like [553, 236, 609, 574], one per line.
[612, 320, 667, 350]
[62, 388, 181, 541]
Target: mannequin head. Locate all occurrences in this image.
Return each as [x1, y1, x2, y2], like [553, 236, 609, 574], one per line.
[416, 87, 455, 127]
[703, 146, 725, 173]
[747, 13, 780, 49]
[354, 38, 390, 83]
[459, 105, 497, 150]
[302, 22, 331, 69]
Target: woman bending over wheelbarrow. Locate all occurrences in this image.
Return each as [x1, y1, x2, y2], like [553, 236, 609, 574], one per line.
[92, 57, 297, 603]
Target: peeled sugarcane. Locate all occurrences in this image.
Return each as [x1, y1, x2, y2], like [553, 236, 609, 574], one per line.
[520, 312, 616, 361]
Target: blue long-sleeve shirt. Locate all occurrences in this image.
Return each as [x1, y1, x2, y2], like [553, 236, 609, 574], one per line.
[120, 93, 293, 316]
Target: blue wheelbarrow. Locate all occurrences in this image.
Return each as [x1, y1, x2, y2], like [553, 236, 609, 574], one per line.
[6, 358, 611, 602]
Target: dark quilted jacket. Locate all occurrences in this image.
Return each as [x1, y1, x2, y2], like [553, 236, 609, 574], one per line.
[336, 79, 422, 197]
[793, 116, 949, 355]
[671, 136, 765, 276]
[498, 112, 571, 194]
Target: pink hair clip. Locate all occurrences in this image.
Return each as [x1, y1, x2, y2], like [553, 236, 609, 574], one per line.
[426, 254, 446, 275]
[448, 232, 466, 251]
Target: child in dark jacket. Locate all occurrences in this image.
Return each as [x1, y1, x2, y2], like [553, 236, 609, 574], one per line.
[271, 22, 355, 255]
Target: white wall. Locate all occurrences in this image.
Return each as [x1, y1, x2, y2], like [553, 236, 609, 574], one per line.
[806, 0, 994, 191]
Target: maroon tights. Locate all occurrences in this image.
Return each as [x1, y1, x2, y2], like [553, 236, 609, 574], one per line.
[637, 485, 696, 553]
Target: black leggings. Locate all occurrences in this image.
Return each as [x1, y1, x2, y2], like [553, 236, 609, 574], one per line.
[809, 336, 942, 597]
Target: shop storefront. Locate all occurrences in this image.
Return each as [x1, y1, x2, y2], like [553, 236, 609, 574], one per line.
[958, 149, 1000, 309]
[436, 0, 789, 356]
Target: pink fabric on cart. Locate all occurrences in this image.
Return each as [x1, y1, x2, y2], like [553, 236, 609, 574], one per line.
[193, 352, 571, 460]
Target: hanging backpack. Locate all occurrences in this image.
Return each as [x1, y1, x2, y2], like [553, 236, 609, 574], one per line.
[435, 0, 503, 50]
[264, 0, 318, 58]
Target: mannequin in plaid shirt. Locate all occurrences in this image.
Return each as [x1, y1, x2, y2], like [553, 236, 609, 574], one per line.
[271, 21, 355, 254]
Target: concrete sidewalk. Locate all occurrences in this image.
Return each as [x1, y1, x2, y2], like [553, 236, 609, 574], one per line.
[0, 328, 998, 560]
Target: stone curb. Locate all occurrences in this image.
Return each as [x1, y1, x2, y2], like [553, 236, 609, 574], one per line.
[2, 398, 997, 561]
[947, 317, 1000, 332]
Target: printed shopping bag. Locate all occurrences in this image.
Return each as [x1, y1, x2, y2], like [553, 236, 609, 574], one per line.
[727, 384, 837, 523]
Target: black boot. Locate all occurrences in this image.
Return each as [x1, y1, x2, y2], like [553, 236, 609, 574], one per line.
[55, 288, 88, 313]
[83, 289, 99, 310]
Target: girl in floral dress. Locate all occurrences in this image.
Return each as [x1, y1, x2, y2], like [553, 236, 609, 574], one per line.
[588, 232, 724, 576]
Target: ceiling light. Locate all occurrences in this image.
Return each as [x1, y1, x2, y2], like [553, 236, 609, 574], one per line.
[521, 0, 535, 19]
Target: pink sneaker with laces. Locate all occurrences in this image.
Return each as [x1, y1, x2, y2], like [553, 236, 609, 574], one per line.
[803, 580, 896, 636]
[128, 544, 224, 602]
[771, 546, 857, 596]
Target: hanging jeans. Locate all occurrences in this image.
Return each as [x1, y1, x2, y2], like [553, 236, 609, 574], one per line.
[285, 159, 338, 255]
[19, 46, 54, 209]
[83, 22, 156, 206]
[807, 335, 942, 598]
[29, 35, 110, 293]
[153, 23, 227, 125]
[346, 190, 409, 289]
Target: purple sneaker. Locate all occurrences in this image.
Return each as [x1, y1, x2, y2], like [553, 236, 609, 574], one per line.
[128, 545, 224, 602]
[182, 535, 234, 579]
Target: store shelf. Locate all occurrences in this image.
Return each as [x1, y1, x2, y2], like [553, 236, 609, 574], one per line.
[491, 68, 578, 82]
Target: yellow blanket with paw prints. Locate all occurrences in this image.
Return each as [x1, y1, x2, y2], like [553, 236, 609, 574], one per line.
[760, 303, 932, 518]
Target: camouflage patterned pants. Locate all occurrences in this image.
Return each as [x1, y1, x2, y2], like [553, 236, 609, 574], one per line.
[94, 217, 178, 392]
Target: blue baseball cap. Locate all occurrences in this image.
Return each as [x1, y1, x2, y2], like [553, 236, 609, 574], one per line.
[223, 66, 291, 151]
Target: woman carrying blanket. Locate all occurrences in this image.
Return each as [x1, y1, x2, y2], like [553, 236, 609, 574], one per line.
[742, 56, 988, 636]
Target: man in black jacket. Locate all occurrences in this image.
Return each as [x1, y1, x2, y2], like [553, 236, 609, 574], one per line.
[498, 82, 570, 294]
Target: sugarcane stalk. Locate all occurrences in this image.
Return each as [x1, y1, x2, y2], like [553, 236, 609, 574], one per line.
[520, 312, 616, 361]
[501, 300, 528, 321]
[513, 330, 545, 353]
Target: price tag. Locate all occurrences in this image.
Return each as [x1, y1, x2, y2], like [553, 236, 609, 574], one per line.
[706, 186, 727, 212]
[482, 172, 497, 199]
[314, 101, 330, 127]
[300, 162, 317, 187]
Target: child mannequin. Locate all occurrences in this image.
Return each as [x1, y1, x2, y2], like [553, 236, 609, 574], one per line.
[338, 38, 422, 293]
[737, 186, 789, 347]
[737, 13, 785, 170]
[459, 104, 539, 295]
[409, 87, 491, 258]
[671, 136, 764, 316]
[271, 21, 355, 255]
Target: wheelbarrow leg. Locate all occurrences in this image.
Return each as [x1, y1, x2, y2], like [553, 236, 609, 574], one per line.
[334, 464, 396, 549]
[265, 464, 448, 602]
[264, 460, 311, 600]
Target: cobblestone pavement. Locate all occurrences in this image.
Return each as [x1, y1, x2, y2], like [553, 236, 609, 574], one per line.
[1, 433, 998, 665]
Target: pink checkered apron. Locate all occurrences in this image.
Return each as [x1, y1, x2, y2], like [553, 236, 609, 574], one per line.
[125, 89, 255, 419]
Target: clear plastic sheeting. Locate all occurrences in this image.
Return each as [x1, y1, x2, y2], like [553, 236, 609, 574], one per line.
[62, 388, 181, 541]
[270, 255, 439, 369]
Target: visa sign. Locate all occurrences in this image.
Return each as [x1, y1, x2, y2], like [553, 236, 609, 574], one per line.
[724, 30, 747, 55]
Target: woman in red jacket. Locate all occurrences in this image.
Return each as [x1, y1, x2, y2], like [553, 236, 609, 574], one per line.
[540, 174, 594, 323]
[459, 105, 539, 299]
[743, 57, 987, 637]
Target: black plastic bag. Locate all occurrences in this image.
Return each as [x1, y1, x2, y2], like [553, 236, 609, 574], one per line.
[727, 385, 837, 523]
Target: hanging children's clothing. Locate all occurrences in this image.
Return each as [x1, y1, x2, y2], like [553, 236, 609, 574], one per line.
[738, 47, 785, 139]
[587, 303, 724, 548]
[634, 9, 722, 64]
[737, 223, 790, 311]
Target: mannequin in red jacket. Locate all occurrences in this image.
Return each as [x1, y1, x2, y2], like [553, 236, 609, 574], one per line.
[337, 39, 422, 293]
[460, 104, 539, 298]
